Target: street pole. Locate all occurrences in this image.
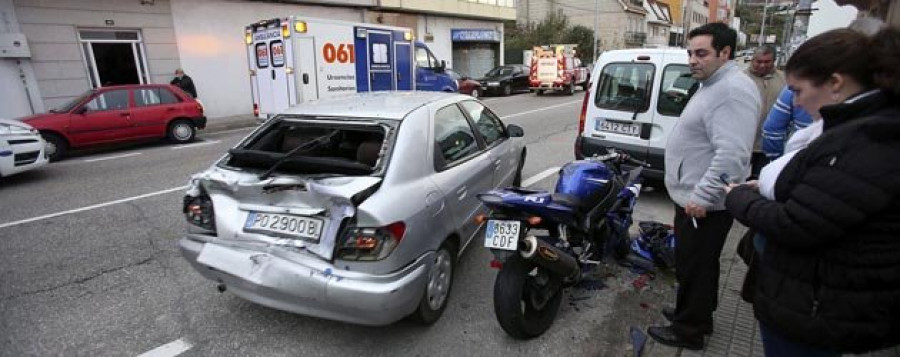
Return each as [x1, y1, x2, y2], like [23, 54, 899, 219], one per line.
[789, 0, 813, 55]
[759, 0, 769, 47]
[683, 0, 692, 46]
[594, 0, 600, 61]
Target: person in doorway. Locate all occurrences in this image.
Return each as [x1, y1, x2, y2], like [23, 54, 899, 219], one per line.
[647, 22, 760, 351]
[725, 27, 900, 356]
[170, 68, 197, 98]
[744, 46, 785, 177]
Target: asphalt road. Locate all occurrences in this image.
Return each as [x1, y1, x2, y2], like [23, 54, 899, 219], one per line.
[0, 90, 679, 357]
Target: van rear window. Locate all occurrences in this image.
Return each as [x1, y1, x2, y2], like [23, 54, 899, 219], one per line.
[593, 63, 654, 113]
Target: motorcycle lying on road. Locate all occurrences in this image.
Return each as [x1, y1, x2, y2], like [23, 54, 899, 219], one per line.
[476, 149, 647, 339]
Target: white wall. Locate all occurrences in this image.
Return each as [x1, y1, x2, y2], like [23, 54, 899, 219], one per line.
[170, 0, 362, 118]
[807, 0, 857, 37]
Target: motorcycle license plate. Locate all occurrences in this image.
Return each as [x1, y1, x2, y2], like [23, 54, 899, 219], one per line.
[484, 220, 521, 251]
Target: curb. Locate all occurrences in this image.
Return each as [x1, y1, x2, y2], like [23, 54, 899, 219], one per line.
[202, 115, 258, 134]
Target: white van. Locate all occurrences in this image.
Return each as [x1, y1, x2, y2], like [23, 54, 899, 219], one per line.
[574, 48, 697, 179]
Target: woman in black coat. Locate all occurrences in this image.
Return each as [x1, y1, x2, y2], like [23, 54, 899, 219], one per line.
[724, 28, 900, 356]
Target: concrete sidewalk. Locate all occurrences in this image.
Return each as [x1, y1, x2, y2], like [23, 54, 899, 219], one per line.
[642, 224, 765, 357]
[202, 114, 258, 133]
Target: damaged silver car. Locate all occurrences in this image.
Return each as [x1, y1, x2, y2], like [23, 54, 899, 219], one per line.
[179, 92, 526, 326]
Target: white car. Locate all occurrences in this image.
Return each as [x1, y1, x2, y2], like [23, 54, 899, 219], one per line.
[0, 118, 48, 178]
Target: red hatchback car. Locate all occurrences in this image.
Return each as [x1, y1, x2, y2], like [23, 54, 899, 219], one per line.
[21, 84, 206, 161]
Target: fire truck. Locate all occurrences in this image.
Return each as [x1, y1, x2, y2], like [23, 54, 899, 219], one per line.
[528, 44, 590, 95]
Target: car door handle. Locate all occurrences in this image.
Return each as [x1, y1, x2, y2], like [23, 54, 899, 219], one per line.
[456, 186, 467, 200]
[302, 73, 309, 84]
[119, 113, 130, 117]
[271, 71, 276, 80]
[166, 107, 176, 111]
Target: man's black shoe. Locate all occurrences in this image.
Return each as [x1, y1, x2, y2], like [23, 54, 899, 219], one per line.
[647, 325, 704, 350]
[662, 306, 676, 322]
[659, 307, 713, 335]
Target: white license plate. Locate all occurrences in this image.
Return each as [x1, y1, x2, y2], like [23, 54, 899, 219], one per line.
[484, 220, 521, 251]
[597, 120, 641, 137]
[244, 212, 324, 242]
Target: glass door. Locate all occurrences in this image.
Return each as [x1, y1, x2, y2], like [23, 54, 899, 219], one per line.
[78, 29, 151, 88]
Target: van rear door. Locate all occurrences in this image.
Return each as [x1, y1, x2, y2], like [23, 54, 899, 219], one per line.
[648, 53, 696, 169]
[587, 60, 656, 161]
[250, 20, 292, 118]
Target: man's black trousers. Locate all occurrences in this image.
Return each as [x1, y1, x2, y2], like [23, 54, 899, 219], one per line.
[671, 204, 734, 338]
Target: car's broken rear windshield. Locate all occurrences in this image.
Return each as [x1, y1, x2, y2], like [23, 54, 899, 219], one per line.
[226, 119, 389, 176]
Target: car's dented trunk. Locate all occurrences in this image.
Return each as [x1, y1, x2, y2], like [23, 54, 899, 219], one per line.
[186, 118, 392, 261]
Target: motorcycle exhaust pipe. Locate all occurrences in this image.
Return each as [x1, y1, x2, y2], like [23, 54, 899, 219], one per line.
[519, 235, 579, 280]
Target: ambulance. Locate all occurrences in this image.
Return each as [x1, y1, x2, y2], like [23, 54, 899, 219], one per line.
[245, 17, 457, 120]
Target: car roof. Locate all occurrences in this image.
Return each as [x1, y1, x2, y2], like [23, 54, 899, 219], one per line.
[598, 47, 688, 62]
[279, 91, 467, 120]
[95, 83, 177, 91]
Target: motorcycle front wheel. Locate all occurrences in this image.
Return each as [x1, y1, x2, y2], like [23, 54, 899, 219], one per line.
[493, 255, 564, 339]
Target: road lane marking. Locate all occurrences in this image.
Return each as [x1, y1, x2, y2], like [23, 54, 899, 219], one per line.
[522, 167, 560, 188]
[83, 152, 142, 163]
[206, 127, 254, 136]
[499, 100, 582, 120]
[171, 140, 221, 150]
[0, 186, 188, 230]
[138, 338, 193, 357]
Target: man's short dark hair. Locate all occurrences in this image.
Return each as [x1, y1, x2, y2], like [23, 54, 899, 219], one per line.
[688, 23, 738, 60]
[754, 46, 777, 60]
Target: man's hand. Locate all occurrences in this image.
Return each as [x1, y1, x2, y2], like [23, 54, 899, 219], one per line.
[685, 201, 707, 218]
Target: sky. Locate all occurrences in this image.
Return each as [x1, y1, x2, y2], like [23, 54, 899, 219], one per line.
[807, 0, 859, 36]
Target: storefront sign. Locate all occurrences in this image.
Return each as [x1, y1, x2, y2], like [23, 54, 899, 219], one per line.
[451, 29, 500, 43]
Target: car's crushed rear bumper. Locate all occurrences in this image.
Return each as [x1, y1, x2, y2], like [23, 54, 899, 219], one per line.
[179, 234, 430, 326]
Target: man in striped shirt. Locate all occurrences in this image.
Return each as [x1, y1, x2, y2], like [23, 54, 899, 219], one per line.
[761, 86, 813, 160]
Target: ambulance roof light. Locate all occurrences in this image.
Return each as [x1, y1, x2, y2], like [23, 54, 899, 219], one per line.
[404, 31, 413, 41]
[294, 21, 307, 33]
[281, 23, 290, 38]
[245, 32, 252, 45]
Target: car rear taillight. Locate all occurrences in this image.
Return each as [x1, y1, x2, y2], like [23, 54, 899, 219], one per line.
[253, 103, 259, 117]
[183, 194, 215, 232]
[195, 99, 204, 113]
[575, 84, 591, 159]
[337, 221, 405, 261]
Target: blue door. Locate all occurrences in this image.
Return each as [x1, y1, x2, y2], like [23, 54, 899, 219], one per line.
[395, 42, 412, 90]
[368, 31, 393, 91]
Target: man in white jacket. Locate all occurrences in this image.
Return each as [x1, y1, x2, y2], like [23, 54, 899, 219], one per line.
[648, 22, 761, 350]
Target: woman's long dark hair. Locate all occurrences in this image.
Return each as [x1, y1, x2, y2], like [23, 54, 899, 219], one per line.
[786, 27, 900, 97]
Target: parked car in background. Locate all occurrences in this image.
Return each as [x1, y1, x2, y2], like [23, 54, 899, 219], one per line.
[575, 48, 696, 180]
[179, 91, 526, 326]
[446, 69, 483, 98]
[0, 118, 48, 178]
[479, 65, 530, 96]
[20, 84, 206, 161]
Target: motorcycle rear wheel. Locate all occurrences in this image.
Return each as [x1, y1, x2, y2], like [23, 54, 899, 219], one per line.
[493, 255, 564, 339]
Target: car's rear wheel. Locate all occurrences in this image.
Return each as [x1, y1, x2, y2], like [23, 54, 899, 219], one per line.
[503, 84, 512, 96]
[536, 90, 544, 96]
[42, 132, 68, 162]
[566, 84, 575, 95]
[411, 240, 456, 324]
[167, 120, 196, 144]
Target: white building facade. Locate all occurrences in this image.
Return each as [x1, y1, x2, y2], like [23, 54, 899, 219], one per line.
[0, 0, 514, 120]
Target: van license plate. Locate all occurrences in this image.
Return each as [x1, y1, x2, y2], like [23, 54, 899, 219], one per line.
[598, 120, 641, 137]
[244, 212, 324, 242]
[484, 220, 521, 251]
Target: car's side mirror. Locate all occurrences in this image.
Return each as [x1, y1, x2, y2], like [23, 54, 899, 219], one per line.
[436, 60, 446, 73]
[461, 76, 470, 81]
[75, 107, 88, 115]
[507, 124, 524, 137]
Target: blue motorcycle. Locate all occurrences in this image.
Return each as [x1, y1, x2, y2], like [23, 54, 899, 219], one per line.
[477, 149, 646, 339]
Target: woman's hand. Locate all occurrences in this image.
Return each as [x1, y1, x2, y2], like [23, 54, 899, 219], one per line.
[725, 180, 759, 194]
